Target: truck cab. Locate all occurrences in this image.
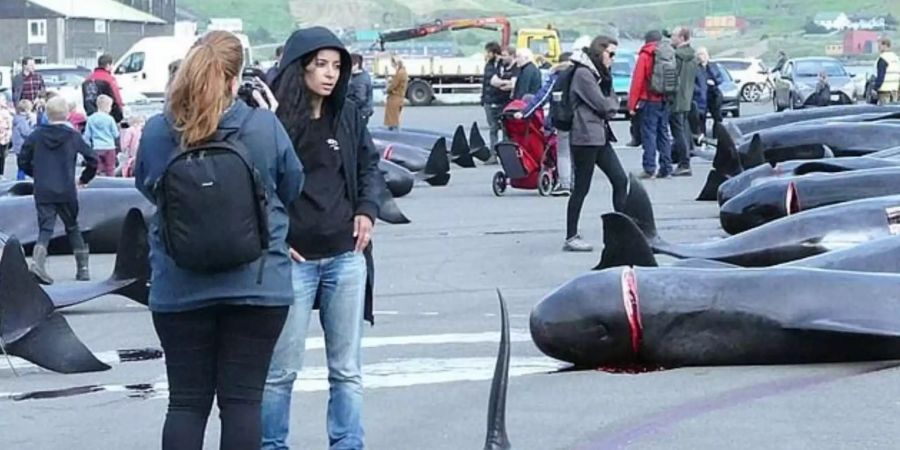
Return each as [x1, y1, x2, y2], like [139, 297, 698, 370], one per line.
[517, 29, 562, 64]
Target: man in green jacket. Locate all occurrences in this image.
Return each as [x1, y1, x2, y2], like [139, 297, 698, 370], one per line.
[668, 27, 697, 176]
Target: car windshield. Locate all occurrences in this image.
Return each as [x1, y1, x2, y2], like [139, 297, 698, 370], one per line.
[39, 69, 88, 87]
[795, 60, 847, 77]
[718, 61, 751, 71]
[714, 63, 733, 81]
[612, 54, 635, 77]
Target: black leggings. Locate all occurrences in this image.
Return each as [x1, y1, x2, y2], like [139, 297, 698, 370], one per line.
[567, 143, 628, 239]
[0, 143, 8, 177]
[153, 304, 288, 450]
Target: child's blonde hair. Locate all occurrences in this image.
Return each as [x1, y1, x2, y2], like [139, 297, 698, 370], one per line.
[16, 99, 33, 113]
[46, 97, 68, 122]
[97, 94, 113, 113]
[128, 114, 146, 127]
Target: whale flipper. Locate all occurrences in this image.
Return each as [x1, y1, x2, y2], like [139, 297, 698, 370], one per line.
[377, 192, 411, 225]
[786, 318, 900, 338]
[0, 238, 109, 373]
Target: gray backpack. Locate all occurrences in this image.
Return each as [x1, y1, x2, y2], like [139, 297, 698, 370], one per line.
[650, 40, 678, 95]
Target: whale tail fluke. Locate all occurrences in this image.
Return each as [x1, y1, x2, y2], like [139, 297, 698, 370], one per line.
[696, 169, 727, 201]
[484, 290, 512, 450]
[110, 209, 150, 305]
[623, 174, 659, 242]
[596, 213, 659, 270]
[450, 125, 476, 168]
[423, 138, 451, 186]
[713, 122, 743, 177]
[470, 122, 491, 162]
[744, 134, 767, 169]
[0, 237, 110, 373]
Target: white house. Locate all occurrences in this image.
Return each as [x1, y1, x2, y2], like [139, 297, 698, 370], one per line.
[814, 12, 851, 30]
[848, 14, 886, 30]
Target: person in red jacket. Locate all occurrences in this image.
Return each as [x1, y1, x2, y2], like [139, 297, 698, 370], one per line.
[82, 54, 124, 123]
[628, 30, 672, 179]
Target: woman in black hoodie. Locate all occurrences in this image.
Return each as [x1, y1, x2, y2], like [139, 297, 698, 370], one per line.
[261, 27, 383, 450]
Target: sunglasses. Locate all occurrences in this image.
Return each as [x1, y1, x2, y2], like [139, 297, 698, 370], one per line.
[606, 51, 617, 58]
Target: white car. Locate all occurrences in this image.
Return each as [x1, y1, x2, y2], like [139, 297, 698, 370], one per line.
[713, 58, 771, 103]
[35, 64, 91, 108]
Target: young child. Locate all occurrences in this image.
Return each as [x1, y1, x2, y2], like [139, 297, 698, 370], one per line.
[67, 101, 87, 134]
[17, 97, 98, 283]
[83, 94, 119, 176]
[119, 115, 144, 177]
[12, 99, 35, 180]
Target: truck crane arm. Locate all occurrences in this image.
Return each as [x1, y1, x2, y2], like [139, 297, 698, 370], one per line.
[377, 17, 511, 51]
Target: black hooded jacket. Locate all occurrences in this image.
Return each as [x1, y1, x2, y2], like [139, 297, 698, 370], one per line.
[275, 27, 385, 324]
[18, 123, 98, 203]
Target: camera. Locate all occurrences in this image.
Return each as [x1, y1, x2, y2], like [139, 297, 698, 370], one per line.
[238, 68, 271, 108]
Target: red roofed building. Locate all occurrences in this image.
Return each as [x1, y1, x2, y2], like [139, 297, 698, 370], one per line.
[843, 30, 880, 55]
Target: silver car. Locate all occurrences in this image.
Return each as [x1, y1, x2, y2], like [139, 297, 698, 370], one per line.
[773, 57, 858, 111]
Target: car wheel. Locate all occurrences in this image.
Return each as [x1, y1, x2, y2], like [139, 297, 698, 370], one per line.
[492, 171, 507, 197]
[741, 83, 762, 102]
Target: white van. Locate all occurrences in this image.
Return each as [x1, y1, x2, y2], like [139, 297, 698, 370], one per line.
[114, 33, 253, 99]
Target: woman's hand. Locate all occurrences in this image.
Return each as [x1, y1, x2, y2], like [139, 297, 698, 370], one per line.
[252, 77, 279, 112]
[289, 248, 305, 262]
[353, 215, 374, 253]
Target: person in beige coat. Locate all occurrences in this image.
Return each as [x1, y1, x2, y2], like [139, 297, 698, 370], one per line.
[384, 56, 408, 130]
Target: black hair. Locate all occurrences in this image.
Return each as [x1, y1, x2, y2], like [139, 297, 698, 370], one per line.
[273, 53, 338, 150]
[350, 53, 364, 67]
[559, 52, 572, 63]
[485, 41, 502, 55]
[644, 30, 662, 43]
[98, 54, 114, 68]
[21, 56, 34, 66]
[588, 35, 618, 78]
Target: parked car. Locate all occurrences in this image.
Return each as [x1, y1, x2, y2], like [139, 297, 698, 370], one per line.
[612, 51, 636, 119]
[713, 58, 769, 103]
[772, 57, 857, 111]
[714, 62, 741, 117]
[35, 64, 91, 108]
[0, 66, 11, 99]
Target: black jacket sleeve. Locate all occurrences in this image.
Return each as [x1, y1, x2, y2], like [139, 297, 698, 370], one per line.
[874, 58, 888, 91]
[18, 133, 35, 177]
[77, 135, 99, 184]
[355, 111, 383, 222]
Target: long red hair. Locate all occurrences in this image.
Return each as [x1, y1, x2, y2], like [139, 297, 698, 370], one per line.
[167, 31, 243, 148]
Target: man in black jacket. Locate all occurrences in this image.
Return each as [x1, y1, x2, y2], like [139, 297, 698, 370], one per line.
[481, 41, 508, 162]
[18, 97, 98, 284]
[348, 53, 374, 124]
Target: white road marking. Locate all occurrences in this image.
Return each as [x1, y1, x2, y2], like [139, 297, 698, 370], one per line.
[0, 357, 563, 400]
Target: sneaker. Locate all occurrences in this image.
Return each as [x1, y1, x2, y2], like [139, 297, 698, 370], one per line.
[550, 185, 571, 197]
[563, 236, 594, 252]
[672, 166, 693, 177]
[636, 171, 655, 180]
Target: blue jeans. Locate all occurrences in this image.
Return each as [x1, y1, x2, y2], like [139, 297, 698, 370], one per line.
[640, 101, 673, 176]
[261, 252, 367, 450]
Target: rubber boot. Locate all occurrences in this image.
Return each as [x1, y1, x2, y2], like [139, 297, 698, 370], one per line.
[75, 249, 90, 281]
[31, 244, 54, 285]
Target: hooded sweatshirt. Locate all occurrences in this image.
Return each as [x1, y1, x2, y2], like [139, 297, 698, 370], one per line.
[275, 27, 385, 323]
[569, 50, 619, 146]
[18, 122, 98, 203]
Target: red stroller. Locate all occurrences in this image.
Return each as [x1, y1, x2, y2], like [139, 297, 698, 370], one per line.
[491, 99, 558, 196]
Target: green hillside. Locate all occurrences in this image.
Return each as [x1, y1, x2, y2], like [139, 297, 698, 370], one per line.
[179, 0, 899, 59]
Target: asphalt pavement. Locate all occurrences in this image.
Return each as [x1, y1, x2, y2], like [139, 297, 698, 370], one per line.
[3, 102, 900, 450]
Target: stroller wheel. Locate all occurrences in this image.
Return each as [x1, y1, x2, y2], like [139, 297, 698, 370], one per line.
[492, 171, 507, 196]
[538, 170, 554, 197]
